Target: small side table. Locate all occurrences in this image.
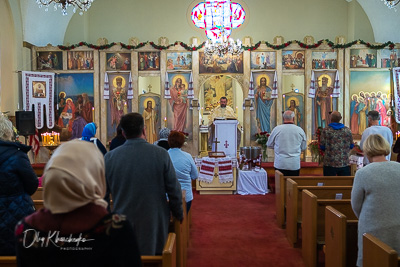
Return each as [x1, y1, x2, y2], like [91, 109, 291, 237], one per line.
[237, 168, 268, 195]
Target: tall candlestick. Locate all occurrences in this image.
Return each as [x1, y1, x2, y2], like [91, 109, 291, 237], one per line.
[164, 117, 167, 127]
[330, 95, 333, 111]
[92, 107, 95, 123]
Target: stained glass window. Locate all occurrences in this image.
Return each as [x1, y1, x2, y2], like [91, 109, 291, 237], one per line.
[191, 1, 245, 43]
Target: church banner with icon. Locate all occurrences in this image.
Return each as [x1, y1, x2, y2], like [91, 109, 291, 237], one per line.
[22, 71, 55, 130]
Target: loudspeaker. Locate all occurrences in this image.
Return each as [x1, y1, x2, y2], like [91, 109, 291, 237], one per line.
[16, 111, 35, 136]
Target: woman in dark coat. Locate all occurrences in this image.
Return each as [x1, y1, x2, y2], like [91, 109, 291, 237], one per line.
[0, 115, 38, 255]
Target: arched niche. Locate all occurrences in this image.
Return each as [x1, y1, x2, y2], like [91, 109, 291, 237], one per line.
[198, 74, 244, 148]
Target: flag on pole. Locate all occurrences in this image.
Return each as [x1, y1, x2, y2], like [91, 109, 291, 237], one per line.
[29, 129, 40, 156]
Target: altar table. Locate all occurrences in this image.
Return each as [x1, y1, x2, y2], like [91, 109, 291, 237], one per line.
[237, 168, 268, 195]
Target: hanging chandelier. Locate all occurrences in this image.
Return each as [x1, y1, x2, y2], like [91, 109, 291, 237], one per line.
[204, 35, 243, 58]
[191, 0, 245, 57]
[36, 0, 94, 16]
[381, 0, 400, 9]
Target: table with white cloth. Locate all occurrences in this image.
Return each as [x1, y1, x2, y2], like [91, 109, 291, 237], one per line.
[237, 168, 268, 195]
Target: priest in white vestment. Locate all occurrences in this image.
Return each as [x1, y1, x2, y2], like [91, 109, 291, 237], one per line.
[208, 97, 240, 150]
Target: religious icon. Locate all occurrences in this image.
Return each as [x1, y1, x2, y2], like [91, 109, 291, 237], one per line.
[67, 51, 94, 70]
[138, 52, 160, 71]
[314, 73, 335, 129]
[202, 75, 233, 113]
[106, 52, 131, 71]
[55, 73, 94, 141]
[250, 52, 276, 69]
[36, 51, 63, 70]
[168, 73, 190, 132]
[282, 93, 304, 130]
[139, 94, 160, 144]
[167, 52, 192, 70]
[378, 49, 400, 68]
[199, 52, 243, 74]
[32, 81, 46, 98]
[311, 51, 337, 69]
[349, 71, 390, 138]
[253, 72, 275, 133]
[110, 76, 128, 127]
[282, 51, 305, 70]
[350, 49, 377, 68]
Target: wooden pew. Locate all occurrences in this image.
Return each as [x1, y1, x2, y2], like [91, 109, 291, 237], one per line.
[301, 189, 353, 267]
[324, 206, 358, 267]
[0, 256, 16, 267]
[32, 199, 44, 211]
[275, 170, 353, 228]
[31, 187, 43, 200]
[285, 180, 353, 247]
[0, 234, 176, 267]
[170, 192, 188, 267]
[363, 233, 400, 267]
[141, 232, 177, 267]
[0, 233, 177, 267]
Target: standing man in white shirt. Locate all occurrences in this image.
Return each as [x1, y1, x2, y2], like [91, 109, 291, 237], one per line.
[267, 110, 307, 176]
[360, 110, 393, 166]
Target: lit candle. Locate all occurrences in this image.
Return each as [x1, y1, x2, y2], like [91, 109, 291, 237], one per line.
[201, 107, 204, 116]
[92, 107, 95, 122]
[330, 95, 333, 111]
[164, 117, 167, 127]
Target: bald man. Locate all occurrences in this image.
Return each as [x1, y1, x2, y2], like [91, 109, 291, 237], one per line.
[320, 111, 354, 176]
[267, 110, 307, 176]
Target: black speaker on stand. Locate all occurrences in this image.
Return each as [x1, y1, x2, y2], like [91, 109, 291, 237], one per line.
[15, 111, 35, 145]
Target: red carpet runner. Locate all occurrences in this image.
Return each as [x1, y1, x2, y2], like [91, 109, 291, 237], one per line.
[186, 194, 306, 267]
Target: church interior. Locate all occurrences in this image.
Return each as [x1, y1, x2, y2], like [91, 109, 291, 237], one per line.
[1, 0, 400, 266]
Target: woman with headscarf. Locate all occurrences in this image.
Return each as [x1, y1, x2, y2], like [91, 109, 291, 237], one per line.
[153, 127, 170, 150]
[15, 140, 142, 266]
[0, 115, 38, 256]
[81, 122, 107, 155]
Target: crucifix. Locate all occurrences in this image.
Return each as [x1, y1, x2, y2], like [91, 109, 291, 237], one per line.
[148, 84, 152, 92]
[212, 138, 220, 153]
[291, 83, 295, 91]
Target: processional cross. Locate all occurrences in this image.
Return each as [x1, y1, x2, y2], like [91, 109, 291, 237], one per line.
[212, 138, 220, 153]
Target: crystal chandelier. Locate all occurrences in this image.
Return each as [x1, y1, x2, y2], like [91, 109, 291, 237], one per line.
[381, 0, 400, 9]
[204, 36, 243, 58]
[36, 0, 94, 16]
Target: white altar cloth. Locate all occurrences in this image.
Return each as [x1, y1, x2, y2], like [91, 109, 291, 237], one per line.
[237, 168, 268, 195]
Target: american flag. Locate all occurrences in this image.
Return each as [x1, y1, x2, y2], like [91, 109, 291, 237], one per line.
[29, 129, 40, 156]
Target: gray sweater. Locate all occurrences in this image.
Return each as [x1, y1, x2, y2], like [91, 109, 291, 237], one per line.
[351, 161, 400, 266]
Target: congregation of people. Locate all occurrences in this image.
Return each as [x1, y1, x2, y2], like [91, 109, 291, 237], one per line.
[0, 111, 199, 266]
[1, 106, 400, 267]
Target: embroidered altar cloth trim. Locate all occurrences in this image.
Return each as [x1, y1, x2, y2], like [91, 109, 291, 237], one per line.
[198, 157, 234, 184]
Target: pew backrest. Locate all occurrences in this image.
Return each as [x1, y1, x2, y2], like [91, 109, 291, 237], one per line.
[363, 233, 400, 267]
[325, 206, 358, 267]
[0, 256, 16, 267]
[285, 180, 353, 247]
[301, 189, 352, 267]
[141, 233, 177, 267]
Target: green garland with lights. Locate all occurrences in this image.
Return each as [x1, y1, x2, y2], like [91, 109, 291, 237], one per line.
[56, 39, 398, 51]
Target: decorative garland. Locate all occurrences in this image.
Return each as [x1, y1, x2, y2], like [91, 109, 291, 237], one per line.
[56, 39, 398, 51]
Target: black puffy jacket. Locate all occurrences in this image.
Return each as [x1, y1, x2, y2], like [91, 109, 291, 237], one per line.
[0, 140, 38, 256]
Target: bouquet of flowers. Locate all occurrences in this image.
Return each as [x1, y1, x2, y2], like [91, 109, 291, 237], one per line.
[178, 131, 189, 142]
[255, 131, 270, 162]
[308, 127, 324, 163]
[255, 131, 270, 148]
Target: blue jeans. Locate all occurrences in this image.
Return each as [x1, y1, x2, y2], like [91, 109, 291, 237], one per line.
[323, 166, 351, 176]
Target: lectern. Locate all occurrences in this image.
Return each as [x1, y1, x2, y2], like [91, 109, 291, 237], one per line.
[213, 120, 238, 158]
